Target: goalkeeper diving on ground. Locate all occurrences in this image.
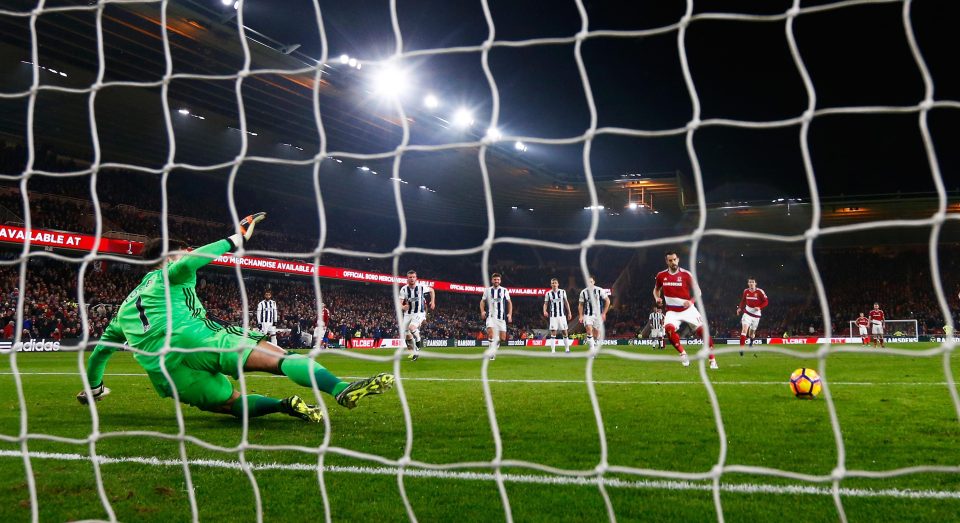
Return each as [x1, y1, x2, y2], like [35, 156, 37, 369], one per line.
[77, 212, 394, 423]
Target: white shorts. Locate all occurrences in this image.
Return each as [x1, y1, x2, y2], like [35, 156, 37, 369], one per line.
[741, 314, 760, 331]
[664, 307, 703, 330]
[651, 328, 664, 338]
[582, 315, 603, 331]
[548, 316, 569, 331]
[858, 326, 868, 336]
[486, 318, 507, 334]
[260, 322, 277, 336]
[401, 313, 426, 332]
[871, 323, 883, 335]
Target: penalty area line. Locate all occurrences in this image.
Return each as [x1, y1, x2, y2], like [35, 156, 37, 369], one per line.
[0, 450, 958, 500]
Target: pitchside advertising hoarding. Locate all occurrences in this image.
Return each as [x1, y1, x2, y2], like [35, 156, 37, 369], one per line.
[0, 338, 80, 352]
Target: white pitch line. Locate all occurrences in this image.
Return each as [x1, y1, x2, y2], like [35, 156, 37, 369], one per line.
[0, 450, 957, 500]
[0, 372, 952, 387]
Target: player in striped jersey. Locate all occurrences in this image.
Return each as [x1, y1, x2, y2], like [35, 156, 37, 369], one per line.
[399, 270, 435, 361]
[256, 290, 279, 345]
[578, 276, 610, 352]
[480, 273, 512, 360]
[542, 278, 573, 353]
[647, 306, 665, 349]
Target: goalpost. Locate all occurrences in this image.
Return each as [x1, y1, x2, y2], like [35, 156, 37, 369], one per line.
[1, 0, 957, 522]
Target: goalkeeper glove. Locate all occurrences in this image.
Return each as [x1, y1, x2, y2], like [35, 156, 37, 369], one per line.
[228, 212, 266, 247]
[77, 382, 111, 405]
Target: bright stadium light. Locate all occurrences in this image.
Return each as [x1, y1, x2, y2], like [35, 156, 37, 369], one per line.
[359, 166, 370, 171]
[339, 54, 349, 64]
[372, 65, 410, 98]
[348, 58, 358, 68]
[452, 108, 474, 128]
[423, 93, 439, 109]
[178, 108, 190, 115]
[233, 1, 239, 10]
[628, 202, 638, 210]
[514, 141, 528, 152]
[221, 0, 232, 4]
[486, 127, 502, 141]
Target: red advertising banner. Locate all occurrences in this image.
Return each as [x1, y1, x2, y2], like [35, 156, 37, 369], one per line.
[766, 337, 851, 344]
[0, 225, 142, 255]
[0, 226, 555, 295]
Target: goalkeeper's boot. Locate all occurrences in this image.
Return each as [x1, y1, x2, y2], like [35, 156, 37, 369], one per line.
[408, 350, 419, 361]
[280, 395, 323, 423]
[336, 372, 395, 409]
[679, 352, 690, 367]
[77, 383, 111, 405]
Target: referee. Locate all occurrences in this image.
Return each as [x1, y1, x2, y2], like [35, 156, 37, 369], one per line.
[257, 290, 279, 345]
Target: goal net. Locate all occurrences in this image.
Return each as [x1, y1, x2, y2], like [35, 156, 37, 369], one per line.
[1, 0, 958, 522]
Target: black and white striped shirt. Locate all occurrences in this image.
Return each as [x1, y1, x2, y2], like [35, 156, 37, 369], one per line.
[649, 311, 664, 331]
[483, 286, 511, 320]
[579, 287, 608, 316]
[399, 283, 431, 314]
[257, 299, 278, 324]
[544, 289, 568, 318]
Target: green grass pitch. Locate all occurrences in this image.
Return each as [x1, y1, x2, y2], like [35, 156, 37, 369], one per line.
[2, 343, 959, 522]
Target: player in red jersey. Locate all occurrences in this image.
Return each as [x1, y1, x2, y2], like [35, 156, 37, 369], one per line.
[869, 303, 885, 348]
[735, 277, 768, 356]
[652, 251, 718, 369]
[855, 313, 870, 345]
[319, 302, 331, 349]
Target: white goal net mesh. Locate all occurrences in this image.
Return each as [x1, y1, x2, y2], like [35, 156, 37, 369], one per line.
[0, 0, 958, 522]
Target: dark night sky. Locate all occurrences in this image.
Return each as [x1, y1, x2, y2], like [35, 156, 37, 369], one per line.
[235, 0, 959, 201]
[0, 0, 957, 205]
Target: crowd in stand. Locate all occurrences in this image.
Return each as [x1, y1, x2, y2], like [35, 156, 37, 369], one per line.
[2, 143, 960, 345]
[2, 247, 958, 345]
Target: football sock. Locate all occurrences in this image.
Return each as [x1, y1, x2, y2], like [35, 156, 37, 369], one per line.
[280, 355, 347, 396]
[563, 335, 571, 351]
[586, 335, 595, 350]
[412, 329, 421, 342]
[665, 325, 682, 352]
[230, 394, 282, 418]
[695, 326, 714, 348]
[740, 335, 746, 346]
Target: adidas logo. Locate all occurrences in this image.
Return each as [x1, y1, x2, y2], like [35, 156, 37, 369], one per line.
[0, 339, 61, 353]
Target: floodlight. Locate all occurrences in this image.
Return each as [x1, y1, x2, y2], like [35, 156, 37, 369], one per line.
[628, 202, 638, 210]
[348, 58, 357, 68]
[372, 65, 410, 98]
[221, 0, 232, 5]
[359, 166, 370, 171]
[339, 54, 349, 64]
[452, 108, 474, 128]
[486, 127, 502, 141]
[178, 108, 190, 115]
[514, 141, 527, 152]
[423, 94, 439, 109]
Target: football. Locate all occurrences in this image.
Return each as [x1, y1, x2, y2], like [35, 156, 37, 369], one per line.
[789, 368, 822, 399]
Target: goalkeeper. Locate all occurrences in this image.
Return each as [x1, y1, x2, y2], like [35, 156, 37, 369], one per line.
[77, 213, 394, 423]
